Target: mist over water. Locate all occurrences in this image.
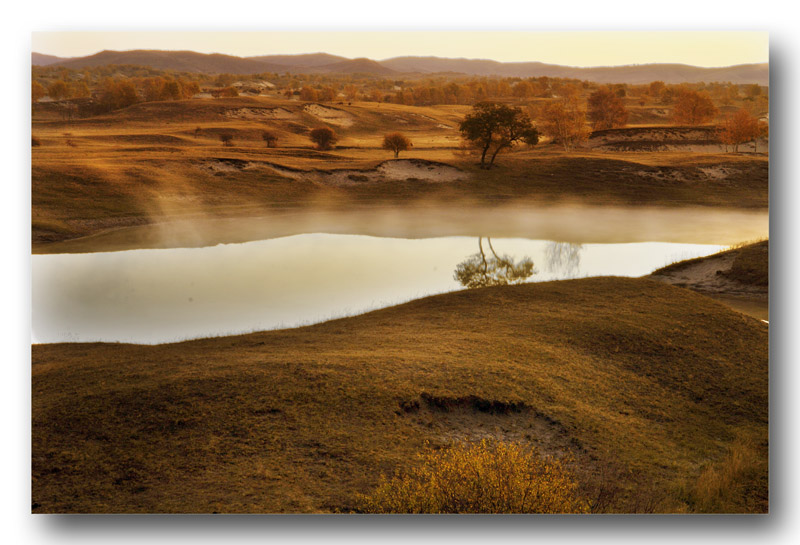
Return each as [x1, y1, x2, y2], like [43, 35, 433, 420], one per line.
[32, 234, 726, 345]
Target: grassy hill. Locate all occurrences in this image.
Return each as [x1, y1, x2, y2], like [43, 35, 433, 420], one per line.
[32, 276, 768, 513]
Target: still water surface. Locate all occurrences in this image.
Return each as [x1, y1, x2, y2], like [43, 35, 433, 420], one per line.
[32, 234, 725, 344]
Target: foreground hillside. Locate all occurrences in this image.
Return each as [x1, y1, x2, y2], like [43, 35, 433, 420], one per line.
[32, 277, 768, 513]
[32, 97, 768, 250]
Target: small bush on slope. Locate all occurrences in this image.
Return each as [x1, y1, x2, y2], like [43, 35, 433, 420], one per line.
[360, 439, 589, 514]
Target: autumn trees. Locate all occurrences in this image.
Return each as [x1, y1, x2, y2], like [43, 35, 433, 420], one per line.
[459, 102, 539, 169]
[382, 133, 412, 158]
[142, 77, 199, 102]
[587, 86, 628, 130]
[47, 80, 70, 101]
[717, 108, 762, 153]
[32, 81, 46, 103]
[309, 127, 338, 150]
[672, 88, 718, 125]
[97, 79, 139, 111]
[538, 96, 590, 151]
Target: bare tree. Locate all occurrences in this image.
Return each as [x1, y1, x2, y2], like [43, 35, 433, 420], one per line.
[382, 132, 412, 158]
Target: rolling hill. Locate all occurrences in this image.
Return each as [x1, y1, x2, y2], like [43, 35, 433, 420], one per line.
[32, 52, 71, 66]
[247, 52, 347, 67]
[33, 49, 769, 84]
[380, 57, 769, 84]
[31, 276, 768, 513]
[45, 49, 286, 74]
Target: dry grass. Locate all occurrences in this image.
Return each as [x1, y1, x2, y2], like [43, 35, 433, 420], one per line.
[681, 430, 768, 513]
[32, 277, 768, 513]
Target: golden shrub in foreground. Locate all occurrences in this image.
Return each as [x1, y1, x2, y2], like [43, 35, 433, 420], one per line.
[360, 439, 589, 514]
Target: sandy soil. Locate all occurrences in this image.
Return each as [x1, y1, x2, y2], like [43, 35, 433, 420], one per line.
[268, 158, 467, 185]
[224, 107, 297, 120]
[586, 127, 767, 154]
[649, 251, 768, 320]
[302, 104, 354, 127]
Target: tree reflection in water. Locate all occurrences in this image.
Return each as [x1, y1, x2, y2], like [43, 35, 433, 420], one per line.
[545, 242, 584, 279]
[454, 237, 536, 288]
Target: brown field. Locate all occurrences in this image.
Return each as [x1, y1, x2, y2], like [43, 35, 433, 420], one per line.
[32, 96, 768, 253]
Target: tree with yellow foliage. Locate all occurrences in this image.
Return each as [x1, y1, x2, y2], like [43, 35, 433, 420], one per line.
[538, 95, 590, 151]
[718, 108, 760, 153]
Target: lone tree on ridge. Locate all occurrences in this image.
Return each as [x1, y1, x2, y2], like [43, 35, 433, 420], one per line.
[459, 102, 540, 169]
[382, 132, 412, 158]
[309, 127, 338, 151]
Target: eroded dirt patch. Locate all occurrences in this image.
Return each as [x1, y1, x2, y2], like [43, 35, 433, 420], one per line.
[224, 107, 297, 120]
[197, 157, 256, 173]
[267, 159, 467, 185]
[397, 393, 579, 457]
[302, 104, 354, 127]
[586, 126, 766, 153]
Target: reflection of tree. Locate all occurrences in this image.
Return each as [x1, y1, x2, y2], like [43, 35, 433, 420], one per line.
[545, 242, 584, 278]
[454, 237, 535, 288]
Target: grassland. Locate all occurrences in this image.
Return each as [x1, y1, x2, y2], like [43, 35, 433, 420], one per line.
[32, 96, 768, 252]
[32, 276, 768, 513]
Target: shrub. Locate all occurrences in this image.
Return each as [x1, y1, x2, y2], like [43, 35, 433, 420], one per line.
[261, 130, 279, 148]
[309, 127, 338, 151]
[218, 86, 239, 98]
[219, 133, 234, 147]
[360, 439, 589, 514]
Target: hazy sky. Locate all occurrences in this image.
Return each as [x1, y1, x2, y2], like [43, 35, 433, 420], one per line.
[32, 31, 768, 67]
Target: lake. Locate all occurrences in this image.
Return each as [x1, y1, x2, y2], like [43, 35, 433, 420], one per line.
[32, 234, 727, 344]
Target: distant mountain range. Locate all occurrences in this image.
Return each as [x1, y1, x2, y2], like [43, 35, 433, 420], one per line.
[32, 50, 769, 85]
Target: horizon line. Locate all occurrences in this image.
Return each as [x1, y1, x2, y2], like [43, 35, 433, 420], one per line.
[31, 49, 770, 71]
